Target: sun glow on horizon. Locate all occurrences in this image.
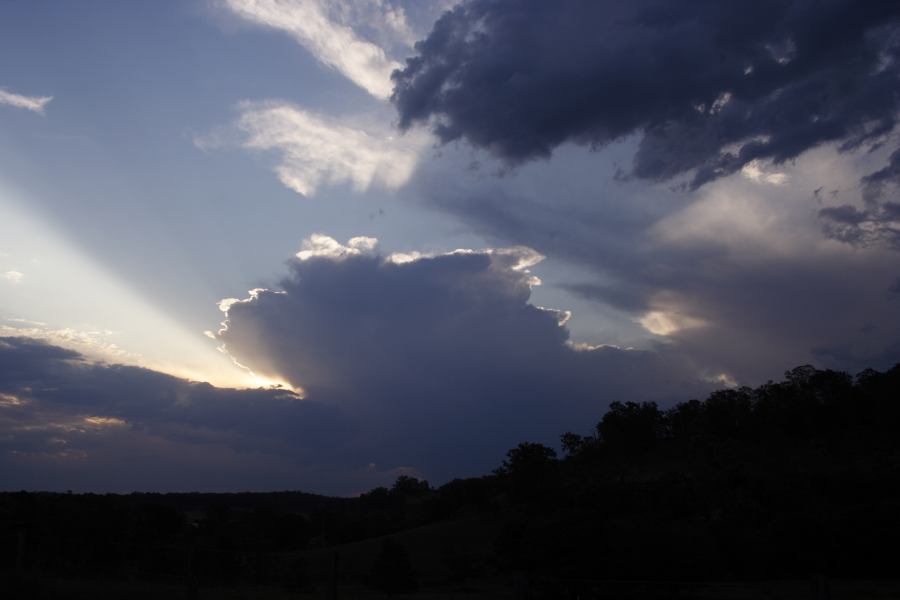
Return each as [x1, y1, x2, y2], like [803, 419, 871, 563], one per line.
[0, 181, 266, 390]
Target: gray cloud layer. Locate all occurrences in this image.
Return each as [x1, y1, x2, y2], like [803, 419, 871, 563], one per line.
[410, 141, 900, 384]
[393, 0, 900, 188]
[0, 336, 357, 492]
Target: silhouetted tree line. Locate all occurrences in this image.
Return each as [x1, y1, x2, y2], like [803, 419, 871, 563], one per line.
[2, 364, 899, 594]
[491, 364, 900, 581]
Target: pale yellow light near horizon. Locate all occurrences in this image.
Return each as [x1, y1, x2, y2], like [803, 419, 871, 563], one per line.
[0, 180, 285, 390]
[639, 310, 706, 337]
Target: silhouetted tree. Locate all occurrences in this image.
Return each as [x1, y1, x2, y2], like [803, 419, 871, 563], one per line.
[497, 442, 558, 476]
[496, 442, 559, 504]
[597, 401, 666, 452]
[560, 431, 592, 457]
[390, 475, 431, 498]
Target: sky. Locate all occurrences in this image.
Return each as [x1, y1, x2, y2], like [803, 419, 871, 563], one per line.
[1, 0, 898, 495]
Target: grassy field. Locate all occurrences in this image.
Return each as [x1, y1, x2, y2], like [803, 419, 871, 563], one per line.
[6, 515, 900, 598]
[7, 576, 900, 599]
[300, 515, 499, 586]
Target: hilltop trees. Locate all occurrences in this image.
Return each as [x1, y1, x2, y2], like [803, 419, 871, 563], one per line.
[1, 363, 898, 591]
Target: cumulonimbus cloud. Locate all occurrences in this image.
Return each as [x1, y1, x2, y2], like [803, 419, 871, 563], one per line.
[215, 235, 710, 482]
[392, 0, 900, 188]
[0, 89, 52, 113]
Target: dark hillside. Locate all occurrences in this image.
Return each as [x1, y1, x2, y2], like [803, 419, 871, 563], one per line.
[2, 364, 899, 597]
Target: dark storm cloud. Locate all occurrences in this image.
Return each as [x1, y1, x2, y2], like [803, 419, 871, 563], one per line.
[863, 148, 900, 197]
[393, 0, 900, 187]
[819, 201, 900, 249]
[0, 336, 348, 452]
[216, 239, 710, 483]
[0, 336, 358, 491]
[819, 148, 900, 248]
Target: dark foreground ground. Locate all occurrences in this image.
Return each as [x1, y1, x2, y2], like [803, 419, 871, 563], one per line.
[3, 364, 900, 598]
[5, 575, 900, 599]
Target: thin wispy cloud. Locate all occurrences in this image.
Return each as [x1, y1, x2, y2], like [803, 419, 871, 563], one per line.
[221, 0, 404, 99]
[0, 88, 52, 113]
[198, 101, 421, 197]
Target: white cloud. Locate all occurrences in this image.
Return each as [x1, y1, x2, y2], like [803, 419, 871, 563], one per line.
[217, 298, 242, 313]
[296, 234, 378, 260]
[2, 271, 24, 284]
[0, 89, 52, 114]
[741, 159, 788, 185]
[202, 101, 421, 197]
[221, 0, 404, 99]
